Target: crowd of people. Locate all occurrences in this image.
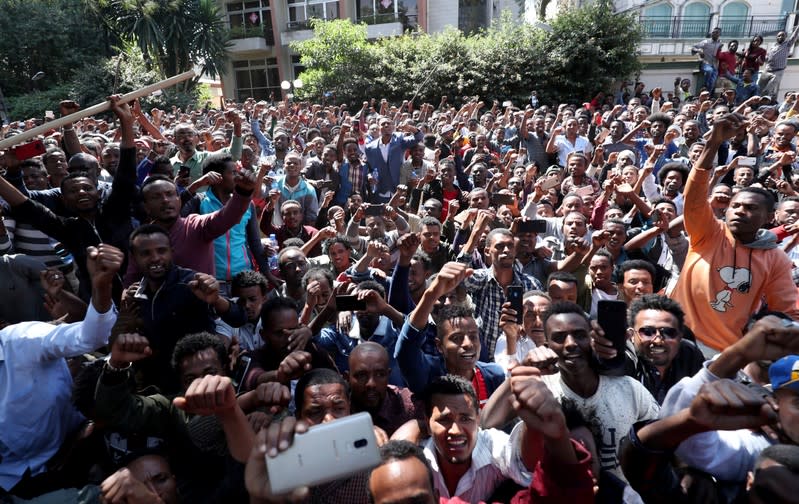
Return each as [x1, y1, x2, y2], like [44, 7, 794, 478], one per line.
[2, 63, 799, 503]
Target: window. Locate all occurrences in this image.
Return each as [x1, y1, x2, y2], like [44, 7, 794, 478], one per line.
[226, 1, 274, 44]
[642, 4, 673, 38]
[287, 0, 339, 30]
[233, 58, 281, 101]
[291, 55, 306, 80]
[719, 2, 749, 38]
[355, 0, 418, 30]
[459, 0, 488, 34]
[680, 2, 711, 38]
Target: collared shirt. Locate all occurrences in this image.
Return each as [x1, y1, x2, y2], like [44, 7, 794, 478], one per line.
[216, 317, 263, 352]
[552, 135, 592, 167]
[0, 303, 117, 491]
[423, 423, 531, 502]
[766, 30, 799, 71]
[378, 139, 390, 163]
[456, 257, 538, 361]
[170, 137, 243, 182]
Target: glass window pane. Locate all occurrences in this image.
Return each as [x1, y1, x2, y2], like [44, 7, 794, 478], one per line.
[267, 68, 280, 87]
[251, 70, 267, 88]
[236, 70, 251, 88]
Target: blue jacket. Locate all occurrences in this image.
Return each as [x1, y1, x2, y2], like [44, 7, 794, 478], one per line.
[364, 131, 424, 195]
[395, 316, 506, 395]
[199, 190, 254, 282]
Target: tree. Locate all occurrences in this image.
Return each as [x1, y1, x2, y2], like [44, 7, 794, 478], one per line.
[538, 0, 642, 103]
[291, 6, 642, 107]
[85, 0, 232, 85]
[290, 19, 377, 104]
[0, 0, 109, 97]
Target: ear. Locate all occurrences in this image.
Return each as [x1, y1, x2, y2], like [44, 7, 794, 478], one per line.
[435, 337, 443, 353]
[342, 370, 349, 381]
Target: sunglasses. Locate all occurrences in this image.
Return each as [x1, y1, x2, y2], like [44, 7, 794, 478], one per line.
[637, 326, 680, 340]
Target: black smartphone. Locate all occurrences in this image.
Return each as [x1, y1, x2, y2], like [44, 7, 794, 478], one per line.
[177, 166, 190, 179]
[507, 285, 524, 324]
[364, 204, 385, 217]
[491, 193, 515, 206]
[517, 219, 547, 234]
[230, 355, 252, 393]
[597, 300, 628, 370]
[317, 180, 336, 190]
[336, 295, 367, 311]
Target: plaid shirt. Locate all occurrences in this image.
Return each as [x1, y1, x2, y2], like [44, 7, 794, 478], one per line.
[457, 253, 538, 361]
[766, 27, 799, 71]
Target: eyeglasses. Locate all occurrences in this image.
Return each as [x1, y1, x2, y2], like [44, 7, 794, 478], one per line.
[637, 326, 680, 340]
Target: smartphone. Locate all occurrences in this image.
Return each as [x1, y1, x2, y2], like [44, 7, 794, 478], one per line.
[517, 219, 547, 234]
[336, 295, 367, 312]
[597, 300, 628, 370]
[574, 185, 595, 198]
[317, 180, 336, 190]
[539, 176, 561, 191]
[266, 412, 381, 495]
[738, 156, 757, 167]
[177, 166, 190, 179]
[507, 285, 524, 324]
[364, 204, 385, 217]
[491, 193, 515, 206]
[11, 140, 46, 161]
[230, 355, 252, 393]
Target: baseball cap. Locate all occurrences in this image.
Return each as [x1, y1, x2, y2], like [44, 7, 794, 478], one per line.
[440, 124, 455, 135]
[770, 355, 799, 393]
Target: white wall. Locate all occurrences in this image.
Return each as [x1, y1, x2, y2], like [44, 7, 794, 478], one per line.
[428, 0, 460, 32]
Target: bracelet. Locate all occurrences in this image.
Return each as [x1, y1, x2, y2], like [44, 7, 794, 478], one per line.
[105, 360, 132, 373]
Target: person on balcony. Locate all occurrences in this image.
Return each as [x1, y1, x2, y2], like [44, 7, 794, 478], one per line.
[691, 27, 723, 96]
[759, 24, 799, 100]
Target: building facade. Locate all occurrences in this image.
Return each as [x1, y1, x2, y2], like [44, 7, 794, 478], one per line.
[217, 0, 521, 101]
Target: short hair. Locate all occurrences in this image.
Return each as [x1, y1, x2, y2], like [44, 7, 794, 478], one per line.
[651, 197, 678, 213]
[202, 152, 234, 175]
[354, 279, 386, 298]
[42, 147, 65, 165]
[524, 290, 551, 302]
[20, 158, 46, 173]
[295, 368, 350, 414]
[259, 296, 300, 327]
[542, 301, 590, 335]
[141, 174, 176, 193]
[283, 237, 305, 248]
[302, 267, 335, 291]
[368, 441, 435, 501]
[566, 151, 589, 165]
[280, 199, 302, 213]
[129, 224, 170, 251]
[60, 171, 93, 191]
[778, 196, 799, 208]
[432, 303, 475, 339]
[277, 246, 304, 264]
[422, 374, 479, 417]
[324, 235, 353, 255]
[171, 332, 229, 372]
[411, 251, 433, 271]
[628, 294, 685, 330]
[592, 248, 615, 265]
[620, 259, 656, 282]
[547, 271, 578, 287]
[485, 227, 513, 245]
[231, 270, 268, 296]
[420, 216, 443, 229]
[736, 186, 776, 212]
[603, 218, 627, 229]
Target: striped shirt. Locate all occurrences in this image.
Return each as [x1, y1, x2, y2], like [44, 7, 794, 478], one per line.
[0, 216, 72, 270]
[766, 27, 799, 72]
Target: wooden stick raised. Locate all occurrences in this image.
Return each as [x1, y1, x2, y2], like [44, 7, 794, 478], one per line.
[0, 70, 196, 150]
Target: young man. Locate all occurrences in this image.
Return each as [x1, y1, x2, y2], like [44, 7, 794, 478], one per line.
[671, 113, 799, 351]
[127, 224, 245, 392]
[216, 270, 269, 352]
[395, 262, 506, 403]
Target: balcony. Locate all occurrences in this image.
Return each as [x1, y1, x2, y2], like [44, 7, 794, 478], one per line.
[640, 15, 787, 40]
[228, 25, 275, 53]
[356, 13, 418, 37]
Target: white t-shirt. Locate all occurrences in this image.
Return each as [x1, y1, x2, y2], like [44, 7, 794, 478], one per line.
[590, 288, 619, 319]
[541, 373, 660, 481]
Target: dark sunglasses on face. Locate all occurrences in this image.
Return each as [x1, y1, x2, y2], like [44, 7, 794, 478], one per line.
[637, 326, 680, 340]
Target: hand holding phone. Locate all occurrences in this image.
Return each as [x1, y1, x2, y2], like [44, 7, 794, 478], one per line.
[594, 300, 628, 373]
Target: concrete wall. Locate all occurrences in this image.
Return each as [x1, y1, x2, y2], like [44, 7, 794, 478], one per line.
[427, 0, 460, 32]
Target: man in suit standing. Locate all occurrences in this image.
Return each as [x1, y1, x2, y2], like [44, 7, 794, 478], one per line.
[365, 117, 424, 203]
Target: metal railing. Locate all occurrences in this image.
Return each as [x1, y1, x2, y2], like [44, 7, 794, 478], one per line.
[286, 17, 339, 31]
[228, 25, 275, 45]
[640, 15, 788, 39]
[717, 16, 787, 38]
[355, 13, 418, 31]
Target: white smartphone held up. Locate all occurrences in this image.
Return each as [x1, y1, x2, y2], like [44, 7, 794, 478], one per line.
[266, 412, 381, 495]
[738, 156, 757, 167]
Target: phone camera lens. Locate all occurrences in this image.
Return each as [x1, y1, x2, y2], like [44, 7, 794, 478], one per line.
[354, 439, 368, 449]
